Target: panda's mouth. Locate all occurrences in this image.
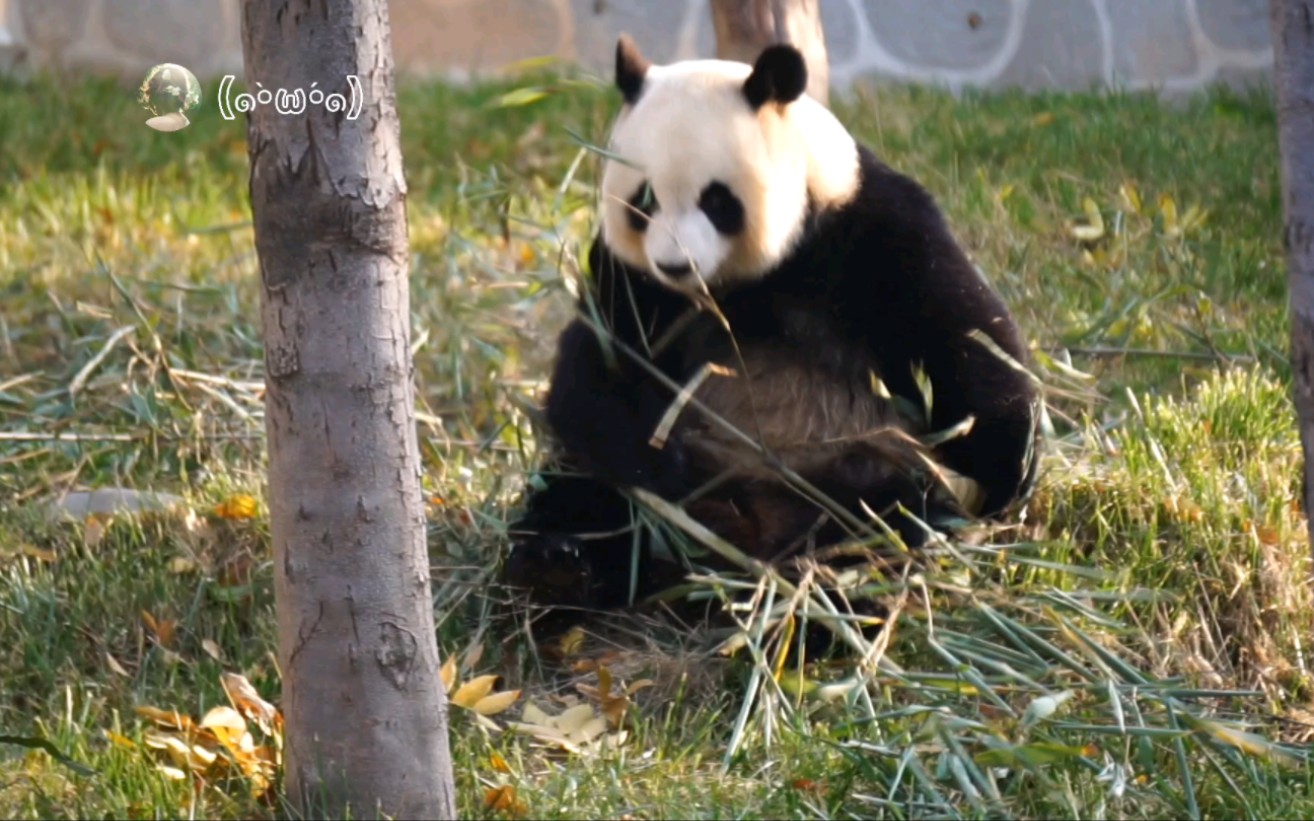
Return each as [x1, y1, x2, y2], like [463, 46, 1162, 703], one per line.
[645, 213, 730, 291]
[649, 257, 716, 296]
[653, 258, 696, 279]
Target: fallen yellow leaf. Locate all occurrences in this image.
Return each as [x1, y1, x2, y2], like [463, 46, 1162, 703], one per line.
[20, 545, 57, 562]
[106, 652, 132, 678]
[473, 689, 522, 716]
[451, 674, 499, 709]
[556, 626, 586, 658]
[104, 730, 136, 749]
[462, 642, 485, 672]
[199, 705, 246, 733]
[1068, 197, 1105, 242]
[577, 666, 626, 729]
[141, 611, 175, 648]
[201, 639, 224, 662]
[84, 516, 107, 549]
[440, 654, 458, 693]
[135, 705, 193, 732]
[145, 732, 215, 772]
[508, 699, 629, 756]
[554, 703, 599, 735]
[1119, 182, 1142, 215]
[483, 785, 527, 817]
[1160, 193, 1180, 236]
[522, 702, 552, 726]
[1181, 203, 1208, 234]
[220, 672, 279, 736]
[213, 494, 258, 520]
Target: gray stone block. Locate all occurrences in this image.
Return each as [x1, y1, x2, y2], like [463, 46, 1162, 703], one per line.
[691, 0, 856, 70]
[1196, 0, 1270, 52]
[1107, 0, 1197, 85]
[103, 0, 231, 66]
[0, 43, 28, 75]
[16, 0, 91, 51]
[694, 3, 716, 62]
[993, 0, 1105, 90]
[390, 0, 569, 75]
[863, 0, 1013, 72]
[0, 0, 1282, 95]
[1211, 63, 1272, 92]
[819, 0, 860, 66]
[49, 488, 186, 520]
[572, 0, 693, 71]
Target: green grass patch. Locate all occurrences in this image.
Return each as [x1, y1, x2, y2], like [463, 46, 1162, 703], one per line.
[1, 66, 1311, 819]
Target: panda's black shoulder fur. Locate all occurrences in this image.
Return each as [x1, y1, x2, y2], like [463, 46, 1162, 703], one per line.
[543, 143, 1039, 518]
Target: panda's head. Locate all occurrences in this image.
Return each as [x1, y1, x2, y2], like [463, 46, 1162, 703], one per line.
[599, 35, 861, 296]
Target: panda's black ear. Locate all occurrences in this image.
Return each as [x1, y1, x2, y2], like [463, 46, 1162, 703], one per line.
[743, 45, 808, 109]
[615, 33, 650, 104]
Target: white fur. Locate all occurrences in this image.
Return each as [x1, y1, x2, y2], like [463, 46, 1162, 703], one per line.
[600, 56, 861, 295]
[646, 211, 727, 287]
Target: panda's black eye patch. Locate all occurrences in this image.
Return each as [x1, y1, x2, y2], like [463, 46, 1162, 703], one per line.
[698, 182, 745, 235]
[626, 182, 658, 232]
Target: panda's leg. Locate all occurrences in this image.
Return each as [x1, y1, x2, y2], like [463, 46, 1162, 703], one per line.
[780, 453, 953, 660]
[813, 450, 953, 551]
[503, 472, 661, 617]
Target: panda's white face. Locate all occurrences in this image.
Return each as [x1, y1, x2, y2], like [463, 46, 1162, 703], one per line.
[599, 41, 861, 296]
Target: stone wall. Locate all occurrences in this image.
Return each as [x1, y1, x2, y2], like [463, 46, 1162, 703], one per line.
[0, 0, 1274, 95]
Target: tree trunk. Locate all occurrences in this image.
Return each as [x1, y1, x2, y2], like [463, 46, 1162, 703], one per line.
[710, 0, 830, 106]
[240, 1, 456, 817]
[1271, 0, 1314, 556]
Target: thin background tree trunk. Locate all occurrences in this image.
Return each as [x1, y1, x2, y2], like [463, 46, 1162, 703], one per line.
[1270, 0, 1314, 555]
[240, 1, 456, 816]
[710, 0, 830, 106]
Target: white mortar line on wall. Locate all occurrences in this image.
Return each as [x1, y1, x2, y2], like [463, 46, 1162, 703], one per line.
[675, 0, 707, 62]
[976, 0, 1037, 86]
[1122, 0, 1275, 93]
[1186, 0, 1276, 68]
[1090, 0, 1116, 87]
[827, 0, 900, 87]
[831, 0, 1031, 94]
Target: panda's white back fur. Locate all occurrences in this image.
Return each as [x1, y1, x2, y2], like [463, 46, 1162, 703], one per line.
[600, 55, 861, 295]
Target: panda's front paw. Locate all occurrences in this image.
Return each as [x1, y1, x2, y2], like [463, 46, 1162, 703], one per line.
[503, 533, 594, 609]
[630, 437, 693, 500]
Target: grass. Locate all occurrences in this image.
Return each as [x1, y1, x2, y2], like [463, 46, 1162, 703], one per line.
[1, 60, 1312, 819]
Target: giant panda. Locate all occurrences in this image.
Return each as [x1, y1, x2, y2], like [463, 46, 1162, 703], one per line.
[503, 35, 1042, 625]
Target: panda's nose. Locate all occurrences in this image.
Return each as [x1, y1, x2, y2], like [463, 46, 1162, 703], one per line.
[655, 260, 695, 278]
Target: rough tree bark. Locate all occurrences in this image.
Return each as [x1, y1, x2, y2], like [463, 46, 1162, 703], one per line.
[1270, 0, 1314, 555]
[240, 1, 456, 817]
[710, 0, 830, 106]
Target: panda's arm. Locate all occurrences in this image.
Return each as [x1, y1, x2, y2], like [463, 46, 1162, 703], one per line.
[543, 320, 690, 496]
[851, 163, 1040, 516]
[540, 240, 692, 497]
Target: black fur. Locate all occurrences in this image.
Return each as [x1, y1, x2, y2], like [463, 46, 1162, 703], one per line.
[615, 33, 650, 105]
[743, 45, 808, 109]
[504, 143, 1042, 622]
